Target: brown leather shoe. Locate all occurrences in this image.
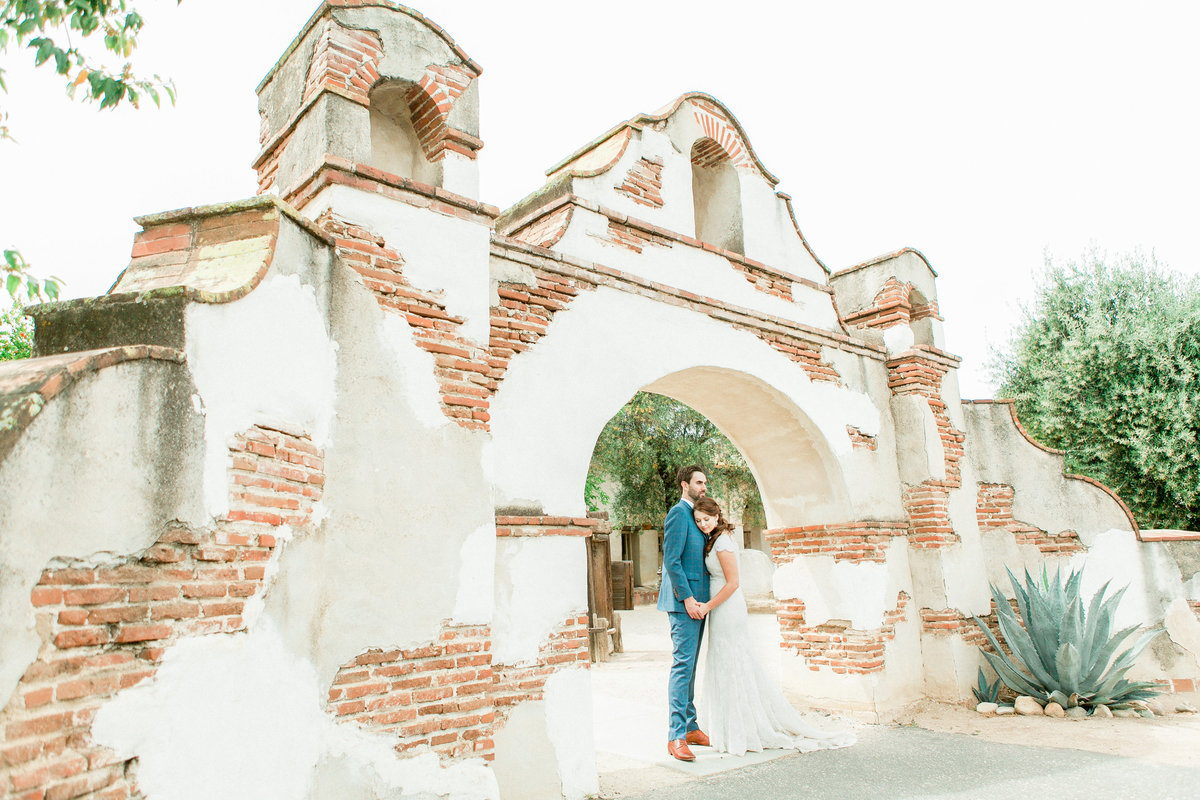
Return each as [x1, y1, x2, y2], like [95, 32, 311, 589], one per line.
[667, 739, 695, 762]
[685, 728, 711, 747]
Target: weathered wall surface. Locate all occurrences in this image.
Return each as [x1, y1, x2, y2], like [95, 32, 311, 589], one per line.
[960, 400, 1200, 695]
[4, 2, 1199, 798]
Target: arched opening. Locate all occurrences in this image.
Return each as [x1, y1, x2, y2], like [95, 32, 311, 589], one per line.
[487, 304, 864, 782]
[908, 288, 937, 347]
[368, 81, 440, 186]
[585, 390, 770, 607]
[690, 138, 744, 254]
[584, 385, 794, 772]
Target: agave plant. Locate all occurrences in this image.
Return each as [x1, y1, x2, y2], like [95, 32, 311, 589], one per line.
[972, 566, 1162, 709]
[972, 666, 1002, 704]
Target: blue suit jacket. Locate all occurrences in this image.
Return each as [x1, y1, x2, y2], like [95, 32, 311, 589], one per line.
[657, 498, 711, 612]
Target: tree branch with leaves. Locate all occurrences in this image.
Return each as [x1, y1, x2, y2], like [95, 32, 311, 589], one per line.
[992, 250, 1200, 531]
[588, 392, 765, 530]
[1, 0, 181, 309]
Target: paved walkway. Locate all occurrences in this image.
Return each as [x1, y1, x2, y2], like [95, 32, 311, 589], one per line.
[590, 605, 1200, 800]
[615, 725, 1200, 800]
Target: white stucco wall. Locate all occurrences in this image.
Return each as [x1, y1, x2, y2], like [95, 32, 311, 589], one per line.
[186, 274, 339, 520]
[92, 619, 498, 800]
[304, 184, 493, 345]
[0, 360, 206, 707]
[492, 537, 587, 666]
[262, 263, 494, 687]
[488, 286, 891, 527]
[553, 205, 839, 334]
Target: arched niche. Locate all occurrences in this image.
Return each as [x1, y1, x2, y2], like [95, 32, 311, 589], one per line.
[368, 81, 440, 187]
[907, 288, 936, 347]
[690, 138, 744, 254]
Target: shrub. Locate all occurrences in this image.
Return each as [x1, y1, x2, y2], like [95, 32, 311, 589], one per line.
[0, 301, 34, 361]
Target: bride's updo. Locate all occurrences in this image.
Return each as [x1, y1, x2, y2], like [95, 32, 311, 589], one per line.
[694, 496, 734, 557]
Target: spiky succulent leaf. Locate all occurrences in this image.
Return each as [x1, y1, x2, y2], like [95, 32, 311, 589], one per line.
[980, 648, 1045, 699]
[1079, 579, 1113, 667]
[992, 592, 1058, 688]
[1081, 623, 1142, 687]
[1005, 566, 1031, 632]
[1061, 596, 1084, 666]
[1023, 572, 1063, 680]
[972, 616, 1046, 698]
[1064, 569, 1085, 600]
[1055, 643, 1082, 694]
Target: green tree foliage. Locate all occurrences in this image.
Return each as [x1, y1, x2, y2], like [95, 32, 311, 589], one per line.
[2, 0, 181, 301]
[992, 251, 1200, 530]
[587, 392, 765, 529]
[0, 299, 34, 360]
[1, 0, 179, 109]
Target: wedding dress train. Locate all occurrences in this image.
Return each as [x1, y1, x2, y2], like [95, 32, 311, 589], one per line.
[698, 533, 855, 756]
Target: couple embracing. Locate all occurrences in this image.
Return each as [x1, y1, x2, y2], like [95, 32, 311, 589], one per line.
[658, 465, 855, 761]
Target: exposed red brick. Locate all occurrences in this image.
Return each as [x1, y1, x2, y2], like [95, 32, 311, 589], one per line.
[764, 521, 908, 564]
[327, 622, 496, 762]
[976, 483, 1084, 555]
[888, 349, 966, 548]
[615, 157, 664, 208]
[776, 592, 909, 674]
[2, 426, 324, 799]
[842, 277, 941, 331]
[846, 425, 878, 451]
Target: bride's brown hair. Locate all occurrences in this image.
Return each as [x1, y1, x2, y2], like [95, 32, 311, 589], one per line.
[694, 496, 734, 557]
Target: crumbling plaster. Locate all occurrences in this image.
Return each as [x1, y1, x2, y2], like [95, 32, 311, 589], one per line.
[257, 3, 480, 200]
[963, 402, 1134, 544]
[0, 360, 206, 706]
[305, 184, 493, 345]
[264, 261, 492, 686]
[185, 272, 338, 519]
[92, 619, 499, 800]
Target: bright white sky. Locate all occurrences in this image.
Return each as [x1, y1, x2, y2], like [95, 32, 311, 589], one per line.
[2, 1, 1197, 397]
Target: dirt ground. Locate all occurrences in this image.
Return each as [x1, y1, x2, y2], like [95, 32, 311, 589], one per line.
[891, 696, 1200, 767]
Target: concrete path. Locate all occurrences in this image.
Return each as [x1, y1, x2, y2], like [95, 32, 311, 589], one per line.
[612, 726, 1200, 800]
[590, 604, 860, 796]
[589, 605, 1200, 800]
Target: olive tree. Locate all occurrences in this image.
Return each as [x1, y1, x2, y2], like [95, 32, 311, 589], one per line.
[993, 251, 1200, 531]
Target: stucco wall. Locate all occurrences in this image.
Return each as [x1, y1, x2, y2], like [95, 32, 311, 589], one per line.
[0, 359, 205, 705]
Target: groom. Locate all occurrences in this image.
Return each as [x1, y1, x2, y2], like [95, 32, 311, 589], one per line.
[657, 465, 712, 762]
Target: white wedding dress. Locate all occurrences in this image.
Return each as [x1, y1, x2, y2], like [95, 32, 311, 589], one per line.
[698, 532, 856, 756]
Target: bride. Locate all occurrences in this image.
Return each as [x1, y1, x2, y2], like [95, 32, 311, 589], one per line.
[692, 496, 855, 756]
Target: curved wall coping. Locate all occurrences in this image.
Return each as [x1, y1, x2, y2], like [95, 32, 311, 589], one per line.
[831, 247, 938, 280]
[0, 346, 184, 463]
[544, 91, 780, 187]
[1139, 529, 1200, 542]
[496, 193, 832, 296]
[963, 398, 1141, 538]
[133, 195, 331, 243]
[256, 0, 482, 93]
[488, 236, 884, 361]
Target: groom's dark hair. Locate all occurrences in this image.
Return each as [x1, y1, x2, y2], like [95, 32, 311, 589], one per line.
[676, 465, 705, 487]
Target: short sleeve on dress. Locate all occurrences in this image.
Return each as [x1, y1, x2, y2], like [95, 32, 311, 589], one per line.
[713, 533, 736, 553]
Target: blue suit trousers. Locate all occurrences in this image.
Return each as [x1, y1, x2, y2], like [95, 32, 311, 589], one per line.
[667, 611, 705, 740]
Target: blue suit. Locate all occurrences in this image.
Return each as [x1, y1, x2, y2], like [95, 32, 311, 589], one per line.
[657, 498, 711, 740]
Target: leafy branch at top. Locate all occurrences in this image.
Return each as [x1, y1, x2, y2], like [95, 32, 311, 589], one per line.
[1, 0, 180, 110]
[4, 249, 60, 302]
[1, 1, 183, 315]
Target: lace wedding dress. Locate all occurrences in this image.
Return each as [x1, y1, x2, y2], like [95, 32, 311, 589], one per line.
[698, 532, 856, 756]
